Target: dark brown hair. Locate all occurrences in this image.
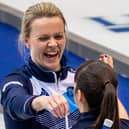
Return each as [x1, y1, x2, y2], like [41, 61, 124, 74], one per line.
[74, 60, 119, 129]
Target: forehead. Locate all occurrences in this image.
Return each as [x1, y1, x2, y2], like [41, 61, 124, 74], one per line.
[30, 17, 65, 34]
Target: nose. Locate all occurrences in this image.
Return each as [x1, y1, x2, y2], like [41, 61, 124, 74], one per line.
[47, 38, 58, 47]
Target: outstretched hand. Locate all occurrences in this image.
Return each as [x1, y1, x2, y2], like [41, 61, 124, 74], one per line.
[31, 94, 69, 118]
[99, 53, 114, 68]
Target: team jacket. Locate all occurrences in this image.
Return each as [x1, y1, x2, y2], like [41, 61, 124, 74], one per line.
[71, 112, 129, 129]
[1, 58, 79, 129]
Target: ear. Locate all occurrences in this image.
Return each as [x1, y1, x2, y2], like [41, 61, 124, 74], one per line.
[77, 89, 84, 102]
[24, 39, 31, 48]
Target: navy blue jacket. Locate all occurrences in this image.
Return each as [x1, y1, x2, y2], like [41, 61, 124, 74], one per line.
[1, 58, 79, 129]
[71, 112, 129, 129]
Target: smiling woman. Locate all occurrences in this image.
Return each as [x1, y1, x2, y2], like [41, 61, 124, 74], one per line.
[0, 2, 79, 129]
[24, 17, 66, 71]
[0, 10, 84, 129]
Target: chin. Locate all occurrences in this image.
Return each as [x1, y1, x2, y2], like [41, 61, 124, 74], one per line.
[46, 64, 60, 71]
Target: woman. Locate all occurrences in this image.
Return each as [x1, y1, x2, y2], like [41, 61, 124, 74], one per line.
[0, 2, 126, 129]
[1, 2, 74, 129]
[72, 60, 129, 129]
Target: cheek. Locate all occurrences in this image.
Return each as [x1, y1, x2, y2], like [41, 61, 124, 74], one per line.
[31, 43, 44, 52]
[30, 45, 41, 58]
[74, 92, 79, 106]
[74, 88, 78, 104]
[60, 41, 66, 53]
[61, 37, 66, 46]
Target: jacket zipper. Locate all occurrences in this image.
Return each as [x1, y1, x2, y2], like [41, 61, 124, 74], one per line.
[52, 72, 60, 93]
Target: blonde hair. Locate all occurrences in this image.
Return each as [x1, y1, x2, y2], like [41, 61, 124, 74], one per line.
[19, 2, 66, 43]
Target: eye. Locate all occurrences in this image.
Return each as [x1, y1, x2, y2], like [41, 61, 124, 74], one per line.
[38, 36, 49, 41]
[54, 34, 64, 40]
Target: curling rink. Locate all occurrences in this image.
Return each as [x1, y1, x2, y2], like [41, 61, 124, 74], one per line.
[0, 20, 129, 129]
[0, 0, 129, 128]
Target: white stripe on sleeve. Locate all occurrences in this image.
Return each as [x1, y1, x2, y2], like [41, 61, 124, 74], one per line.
[2, 81, 23, 92]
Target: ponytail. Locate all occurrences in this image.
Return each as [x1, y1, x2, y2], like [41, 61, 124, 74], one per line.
[94, 82, 119, 129]
[74, 60, 119, 129]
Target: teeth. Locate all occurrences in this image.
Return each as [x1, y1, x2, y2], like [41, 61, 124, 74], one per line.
[46, 51, 57, 55]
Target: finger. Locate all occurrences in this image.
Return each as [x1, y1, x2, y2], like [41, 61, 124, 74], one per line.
[47, 96, 61, 117]
[107, 55, 114, 68]
[99, 54, 114, 68]
[52, 94, 69, 118]
[61, 95, 69, 115]
[102, 54, 113, 68]
[99, 53, 105, 61]
[99, 53, 105, 58]
[52, 102, 65, 118]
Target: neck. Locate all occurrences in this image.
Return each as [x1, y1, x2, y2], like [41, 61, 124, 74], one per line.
[79, 102, 89, 113]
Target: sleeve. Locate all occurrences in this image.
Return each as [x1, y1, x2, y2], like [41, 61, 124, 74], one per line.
[1, 73, 39, 120]
[120, 118, 129, 129]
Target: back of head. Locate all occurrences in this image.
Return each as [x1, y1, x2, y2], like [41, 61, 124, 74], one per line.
[74, 60, 119, 129]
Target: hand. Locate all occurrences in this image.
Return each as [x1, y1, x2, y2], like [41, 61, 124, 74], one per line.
[31, 94, 69, 118]
[99, 53, 114, 68]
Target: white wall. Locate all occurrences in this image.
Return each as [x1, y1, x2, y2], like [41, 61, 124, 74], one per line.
[1, 0, 129, 17]
[0, 0, 129, 66]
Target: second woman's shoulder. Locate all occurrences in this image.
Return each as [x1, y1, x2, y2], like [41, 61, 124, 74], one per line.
[120, 118, 129, 129]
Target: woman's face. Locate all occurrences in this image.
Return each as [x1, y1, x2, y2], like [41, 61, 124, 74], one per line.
[25, 17, 66, 71]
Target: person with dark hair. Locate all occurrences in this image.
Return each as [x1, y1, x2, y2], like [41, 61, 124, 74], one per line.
[72, 60, 129, 129]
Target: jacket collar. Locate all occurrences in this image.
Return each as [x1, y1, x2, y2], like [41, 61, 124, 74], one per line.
[26, 57, 69, 82]
[74, 111, 98, 129]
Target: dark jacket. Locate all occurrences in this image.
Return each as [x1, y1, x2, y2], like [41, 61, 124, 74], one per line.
[71, 112, 129, 129]
[1, 58, 79, 129]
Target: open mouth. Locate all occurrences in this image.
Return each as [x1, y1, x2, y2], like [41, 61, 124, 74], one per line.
[44, 51, 58, 58]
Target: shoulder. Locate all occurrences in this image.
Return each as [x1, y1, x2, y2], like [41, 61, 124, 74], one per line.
[3, 64, 32, 81]
[64, 66, 76, 80]
[66, 66, 76, 73]
[2, 66, 27, 82]
[1, 65, 32, 91]
[120, 118, 129, 129]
